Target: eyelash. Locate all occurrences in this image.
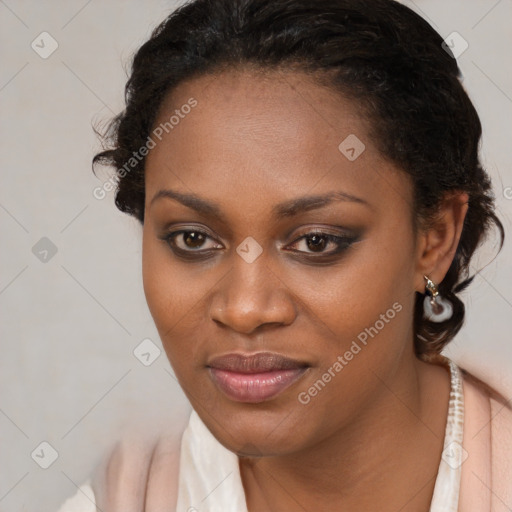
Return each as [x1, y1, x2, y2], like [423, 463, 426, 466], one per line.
[158, 228, 358, 260]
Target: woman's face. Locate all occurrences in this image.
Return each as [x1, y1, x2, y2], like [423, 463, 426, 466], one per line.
[142, 68, 424, 456]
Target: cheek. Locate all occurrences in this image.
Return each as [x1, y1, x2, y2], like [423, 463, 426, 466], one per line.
[296, 222, 416, 392]
[142, 228, 187, 335]
[308, 245, 411, 340]
[141, 228, 211, 373]
[289, 253, 414, 434]
[142, 234, 168, 327]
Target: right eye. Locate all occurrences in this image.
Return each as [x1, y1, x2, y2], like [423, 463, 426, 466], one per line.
[159, 229, 224, 257]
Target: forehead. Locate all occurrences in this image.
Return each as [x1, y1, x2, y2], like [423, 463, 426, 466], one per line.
[152, 67, 367, 163]
[144, 68, 412, 223]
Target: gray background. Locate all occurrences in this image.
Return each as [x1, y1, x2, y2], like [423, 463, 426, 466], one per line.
[0, 1, 511, 511]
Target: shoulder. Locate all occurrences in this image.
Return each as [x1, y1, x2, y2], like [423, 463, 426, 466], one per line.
[460, 367, 512, 506]
[461, 367, 512, 420]
[56, 479, 96, 512]
[460, 366, 512, 435]
[90, 420, 186, 510]
[55, 415, 189, 511]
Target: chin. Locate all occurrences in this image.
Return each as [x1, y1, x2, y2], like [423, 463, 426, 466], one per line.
[195, 399, 311, 457]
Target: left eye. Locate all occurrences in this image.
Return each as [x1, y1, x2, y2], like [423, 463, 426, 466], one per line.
[286, 232, 355, 255]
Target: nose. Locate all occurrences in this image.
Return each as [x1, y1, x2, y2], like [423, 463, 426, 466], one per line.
[209, 253, 297, 335]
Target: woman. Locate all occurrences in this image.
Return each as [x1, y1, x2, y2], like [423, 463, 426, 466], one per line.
[57, 0, 512, 510]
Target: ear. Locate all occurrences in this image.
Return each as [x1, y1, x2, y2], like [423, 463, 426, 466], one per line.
[414, 191, 469, 293]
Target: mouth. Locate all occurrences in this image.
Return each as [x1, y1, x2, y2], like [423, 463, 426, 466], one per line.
[206, 352, 310, 403]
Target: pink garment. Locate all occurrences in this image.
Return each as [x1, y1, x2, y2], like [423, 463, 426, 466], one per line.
[87, 361, 512, 511]
[458, 369, 512, 511]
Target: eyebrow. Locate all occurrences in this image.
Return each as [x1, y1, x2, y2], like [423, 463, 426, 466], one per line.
[150, 188, 371, 221]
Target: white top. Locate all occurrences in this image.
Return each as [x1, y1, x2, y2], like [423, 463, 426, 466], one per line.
[57, 359, 464, 512]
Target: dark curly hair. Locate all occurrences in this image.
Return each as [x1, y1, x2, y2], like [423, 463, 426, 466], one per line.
[92, 0, 504, 359]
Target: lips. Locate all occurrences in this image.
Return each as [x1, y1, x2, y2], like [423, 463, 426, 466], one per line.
[207, 352, 309, 403]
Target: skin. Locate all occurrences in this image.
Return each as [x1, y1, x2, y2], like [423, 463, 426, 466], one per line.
[141, 68, 469, 511]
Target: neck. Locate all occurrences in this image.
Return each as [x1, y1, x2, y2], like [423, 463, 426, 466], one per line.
[239, 352, 451, 512]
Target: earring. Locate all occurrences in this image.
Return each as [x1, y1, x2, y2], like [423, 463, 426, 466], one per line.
[423, 275, 453, 322]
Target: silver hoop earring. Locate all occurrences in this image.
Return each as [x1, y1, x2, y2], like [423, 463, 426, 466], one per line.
[423, 275, 453, 322]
